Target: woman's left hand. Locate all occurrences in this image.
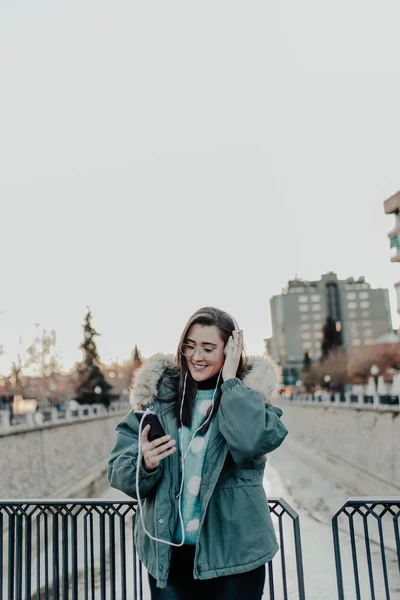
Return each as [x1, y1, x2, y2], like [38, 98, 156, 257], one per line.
[222, 330, 243, 382]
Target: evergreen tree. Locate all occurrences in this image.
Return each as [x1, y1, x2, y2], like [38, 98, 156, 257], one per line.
[75, 309, 116, 407]
[303, 351, 312, 372]
[321, 316, 342, 361]
[131, 345, 142, 370]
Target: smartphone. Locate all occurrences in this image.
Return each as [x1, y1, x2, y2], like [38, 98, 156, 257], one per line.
[134, 410, 166, 442]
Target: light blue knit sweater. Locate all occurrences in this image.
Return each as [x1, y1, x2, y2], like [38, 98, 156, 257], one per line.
[174, 388, 215, 545]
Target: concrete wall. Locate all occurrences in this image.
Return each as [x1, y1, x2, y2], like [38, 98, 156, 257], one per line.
[0, 410, 129, 498]
[279, 400, 400, 496]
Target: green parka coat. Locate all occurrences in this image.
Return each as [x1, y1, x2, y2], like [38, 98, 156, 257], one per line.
[108, 353, 288, 589]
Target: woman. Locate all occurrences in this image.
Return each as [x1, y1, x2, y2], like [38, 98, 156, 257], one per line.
[108, 307, 288, 599]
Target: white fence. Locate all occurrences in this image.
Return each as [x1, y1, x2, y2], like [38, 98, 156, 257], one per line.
[288, 391, 400, 409]
[0, 399, 131, 431]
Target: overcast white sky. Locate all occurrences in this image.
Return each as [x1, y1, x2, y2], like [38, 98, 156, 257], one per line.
[1, 0, 399, 373]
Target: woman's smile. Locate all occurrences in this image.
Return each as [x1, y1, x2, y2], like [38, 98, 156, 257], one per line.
[190, 362, 209, 375]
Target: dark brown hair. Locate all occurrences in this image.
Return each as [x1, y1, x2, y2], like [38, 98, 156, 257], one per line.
[174, 306, 247, 432]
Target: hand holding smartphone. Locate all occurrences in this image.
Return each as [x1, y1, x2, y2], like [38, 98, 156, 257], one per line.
[135, 410, 166, 442]
[135, 410, 176, 471]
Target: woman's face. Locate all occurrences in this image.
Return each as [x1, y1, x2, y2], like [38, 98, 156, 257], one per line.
[183, 324, 225, 382]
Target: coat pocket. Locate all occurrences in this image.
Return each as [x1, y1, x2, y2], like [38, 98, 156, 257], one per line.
[226, 465, 255, 480]
[216, 464, 258, 487]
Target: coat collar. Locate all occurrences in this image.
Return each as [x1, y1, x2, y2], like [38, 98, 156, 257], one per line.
[129, 353, 282, 410]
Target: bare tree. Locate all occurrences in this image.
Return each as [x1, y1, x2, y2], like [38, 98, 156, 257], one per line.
[347, 344, 400, 383]
[24, 327, 61, 404]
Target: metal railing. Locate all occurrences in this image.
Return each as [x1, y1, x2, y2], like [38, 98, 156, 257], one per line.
[332, 498, 400, 600]
[0, 498, 306, 600]
[267, 498, 306, 599]
[2, 497, 399, 599]
[0, 500, 141, 600]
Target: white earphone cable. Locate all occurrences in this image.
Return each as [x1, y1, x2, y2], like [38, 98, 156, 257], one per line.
[135, 367, 222, 547]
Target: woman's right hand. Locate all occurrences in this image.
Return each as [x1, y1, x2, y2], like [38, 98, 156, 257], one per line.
[141, 424, 176, 471]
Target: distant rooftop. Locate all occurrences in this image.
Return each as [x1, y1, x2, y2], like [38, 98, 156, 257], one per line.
[284, 272, 369, 294]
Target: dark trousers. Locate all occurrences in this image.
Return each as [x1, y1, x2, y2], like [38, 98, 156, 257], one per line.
[148, 545, 266, 599]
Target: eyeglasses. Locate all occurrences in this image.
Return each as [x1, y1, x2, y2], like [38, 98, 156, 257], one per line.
[180, 343, 222, 360]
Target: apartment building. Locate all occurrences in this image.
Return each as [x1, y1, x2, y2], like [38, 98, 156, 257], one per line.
[267, 272, 392, 385]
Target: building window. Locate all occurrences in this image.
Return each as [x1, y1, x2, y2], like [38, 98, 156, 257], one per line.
[302, 332, 312, 340]
[352, 339, 361, 346]
[314, 331, 323, 339]
[313, 322, 322, 330]
[301, 323, 310, 331]
[298, 295, 308, 303]
[346, 292, 356, 300]
[299, 305, 309, 312]
[312, 313, 321, 321]
[364, 339, 373, 345]
[311, 304, 321, 312]
[362, 310, 370, 318]
[300, 314, 309, 322]
[348, 311, 357, 319]
[363, 328, 373, 337]
[359, 292, 369, 299]
[315, 341, 321, 349]
[360, 301, 370, 309]
[362, 320, 371, 327]
[311, 294, 320, 302]
[302, 342, 312, 350]
[348, 302, 357, 310]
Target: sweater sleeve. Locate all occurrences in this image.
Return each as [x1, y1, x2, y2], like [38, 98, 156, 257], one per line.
[218, 378, 288, 466]
[108, 411, 163, 499]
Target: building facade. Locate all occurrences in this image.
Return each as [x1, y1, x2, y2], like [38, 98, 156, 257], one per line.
[384, 191, 400, 315]
[267, 272, 392, 386]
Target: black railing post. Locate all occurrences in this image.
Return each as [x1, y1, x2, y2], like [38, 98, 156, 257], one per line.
[71, 514, 78, 600]
[8, 513, 15, 600]
[24, 514, 32, 600]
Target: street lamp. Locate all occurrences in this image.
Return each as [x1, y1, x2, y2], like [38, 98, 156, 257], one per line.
[370, 364, 379, 388]
[93, 385, 102, 414]
[324, 374, 332, 400]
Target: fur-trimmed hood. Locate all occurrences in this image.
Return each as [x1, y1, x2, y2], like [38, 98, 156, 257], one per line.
[130, 353, 282, 410]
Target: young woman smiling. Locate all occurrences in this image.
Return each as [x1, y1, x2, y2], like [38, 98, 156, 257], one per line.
[108, 306, 288, 599]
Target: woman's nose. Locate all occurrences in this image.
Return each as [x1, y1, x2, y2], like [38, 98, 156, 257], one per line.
[192, 347, 204, 360]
